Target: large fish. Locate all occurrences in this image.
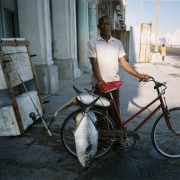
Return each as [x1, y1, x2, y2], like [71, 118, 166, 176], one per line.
[74, 111, 98, 167]
[51, 88, 109, 166]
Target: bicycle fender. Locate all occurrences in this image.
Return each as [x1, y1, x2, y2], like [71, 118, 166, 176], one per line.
[53, 93, 110, 117]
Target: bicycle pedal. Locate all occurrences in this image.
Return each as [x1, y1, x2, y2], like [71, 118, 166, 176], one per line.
[125, 130, 140, 140]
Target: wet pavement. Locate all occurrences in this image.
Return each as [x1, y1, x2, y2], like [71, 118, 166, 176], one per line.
[1, 56, 180, 180]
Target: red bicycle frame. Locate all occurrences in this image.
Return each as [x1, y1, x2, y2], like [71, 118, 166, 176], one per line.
[97, 85, 171, 133]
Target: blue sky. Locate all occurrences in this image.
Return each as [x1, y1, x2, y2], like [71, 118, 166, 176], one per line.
[125, 0, 180, 34]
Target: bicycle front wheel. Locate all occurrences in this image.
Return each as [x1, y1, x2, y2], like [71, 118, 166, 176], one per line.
[151, 107, 180, 158]
[60, 108, 116, 158]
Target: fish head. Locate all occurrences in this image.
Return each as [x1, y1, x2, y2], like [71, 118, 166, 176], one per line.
[81, 154, 93, 167]
[79, 144, 94, 167]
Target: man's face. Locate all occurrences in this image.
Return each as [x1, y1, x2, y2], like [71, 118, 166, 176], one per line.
[97, 17, 111, 35]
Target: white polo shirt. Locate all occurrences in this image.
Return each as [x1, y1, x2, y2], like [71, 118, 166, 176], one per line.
[88, 35, 126, 87]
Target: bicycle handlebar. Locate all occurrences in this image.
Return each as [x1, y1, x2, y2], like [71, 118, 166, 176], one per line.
[139, 76, 154, 82]
[148, 76, 166, 86]
[148, 76, 155, 81]
[139, 76, 167, 92]
[140, 76, 165, 85]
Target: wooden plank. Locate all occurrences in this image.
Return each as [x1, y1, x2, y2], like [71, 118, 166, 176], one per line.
[1, 45, 27, 54]
[0, 38, 29, 46]
[27, 45, 45, 113]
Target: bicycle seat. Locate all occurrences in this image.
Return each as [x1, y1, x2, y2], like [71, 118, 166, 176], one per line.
[99, 81, 123, 93]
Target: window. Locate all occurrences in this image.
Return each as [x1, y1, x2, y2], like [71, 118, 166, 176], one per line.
[4, 9, 19, 38]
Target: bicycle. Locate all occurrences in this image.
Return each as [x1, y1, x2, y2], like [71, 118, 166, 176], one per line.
[58, 76, 180, 159]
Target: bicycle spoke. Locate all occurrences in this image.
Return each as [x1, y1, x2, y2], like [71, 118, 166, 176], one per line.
[60, 108, 116, 158]
[152, 107, 180, 158]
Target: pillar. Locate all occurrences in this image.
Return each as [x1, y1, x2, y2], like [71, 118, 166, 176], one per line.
[51, 0, 81, 81]
[77, 0, 90, 69]
[88, 0, 98, 39]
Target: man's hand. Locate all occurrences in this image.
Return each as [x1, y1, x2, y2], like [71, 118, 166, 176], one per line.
[138, 74, 149, 82]
[98, 79, 106, 87]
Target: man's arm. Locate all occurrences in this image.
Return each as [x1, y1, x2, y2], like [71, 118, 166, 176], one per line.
[90, 57, 106, 85]
[119, 56, 149, 81]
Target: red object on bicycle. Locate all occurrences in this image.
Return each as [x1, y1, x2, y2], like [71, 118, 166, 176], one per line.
[99, 81, 124, 93]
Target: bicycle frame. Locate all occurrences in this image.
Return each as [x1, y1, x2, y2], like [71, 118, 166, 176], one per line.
[97, 85, 170, 133]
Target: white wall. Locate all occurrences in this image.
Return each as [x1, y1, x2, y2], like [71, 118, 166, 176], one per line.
[129, 26, 140, 62]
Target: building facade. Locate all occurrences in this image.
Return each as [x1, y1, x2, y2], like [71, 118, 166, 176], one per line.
[0, 0, 126, 94]
[151, 29, 180, 46]
[163, 29, 180, 46]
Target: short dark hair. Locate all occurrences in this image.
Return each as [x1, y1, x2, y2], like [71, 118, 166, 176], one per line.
[98, 15, 111, 25]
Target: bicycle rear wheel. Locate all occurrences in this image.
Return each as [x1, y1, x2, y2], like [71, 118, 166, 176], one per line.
[151, 107, 180, 158]
[60, 108, 116, 158]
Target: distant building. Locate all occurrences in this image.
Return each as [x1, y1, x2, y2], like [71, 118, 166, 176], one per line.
[164, 29, 180, 45]
[151, 29, 180, 46]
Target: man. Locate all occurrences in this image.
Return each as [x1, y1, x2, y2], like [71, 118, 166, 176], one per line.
[88, 15, 149, 128]
[160, 44, 166, 63]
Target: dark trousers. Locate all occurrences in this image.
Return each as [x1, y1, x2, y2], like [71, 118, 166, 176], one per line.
[94, 86, 121, 128]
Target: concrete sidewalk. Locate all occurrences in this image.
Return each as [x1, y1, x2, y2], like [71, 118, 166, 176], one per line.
[1, 56, 180, 180]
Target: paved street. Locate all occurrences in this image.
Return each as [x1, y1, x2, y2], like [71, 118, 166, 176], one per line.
[166, 45, 180, 57]
[0, 55, 180, 180]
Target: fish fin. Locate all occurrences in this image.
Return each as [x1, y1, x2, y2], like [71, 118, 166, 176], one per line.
[73, 86, 82, 94]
